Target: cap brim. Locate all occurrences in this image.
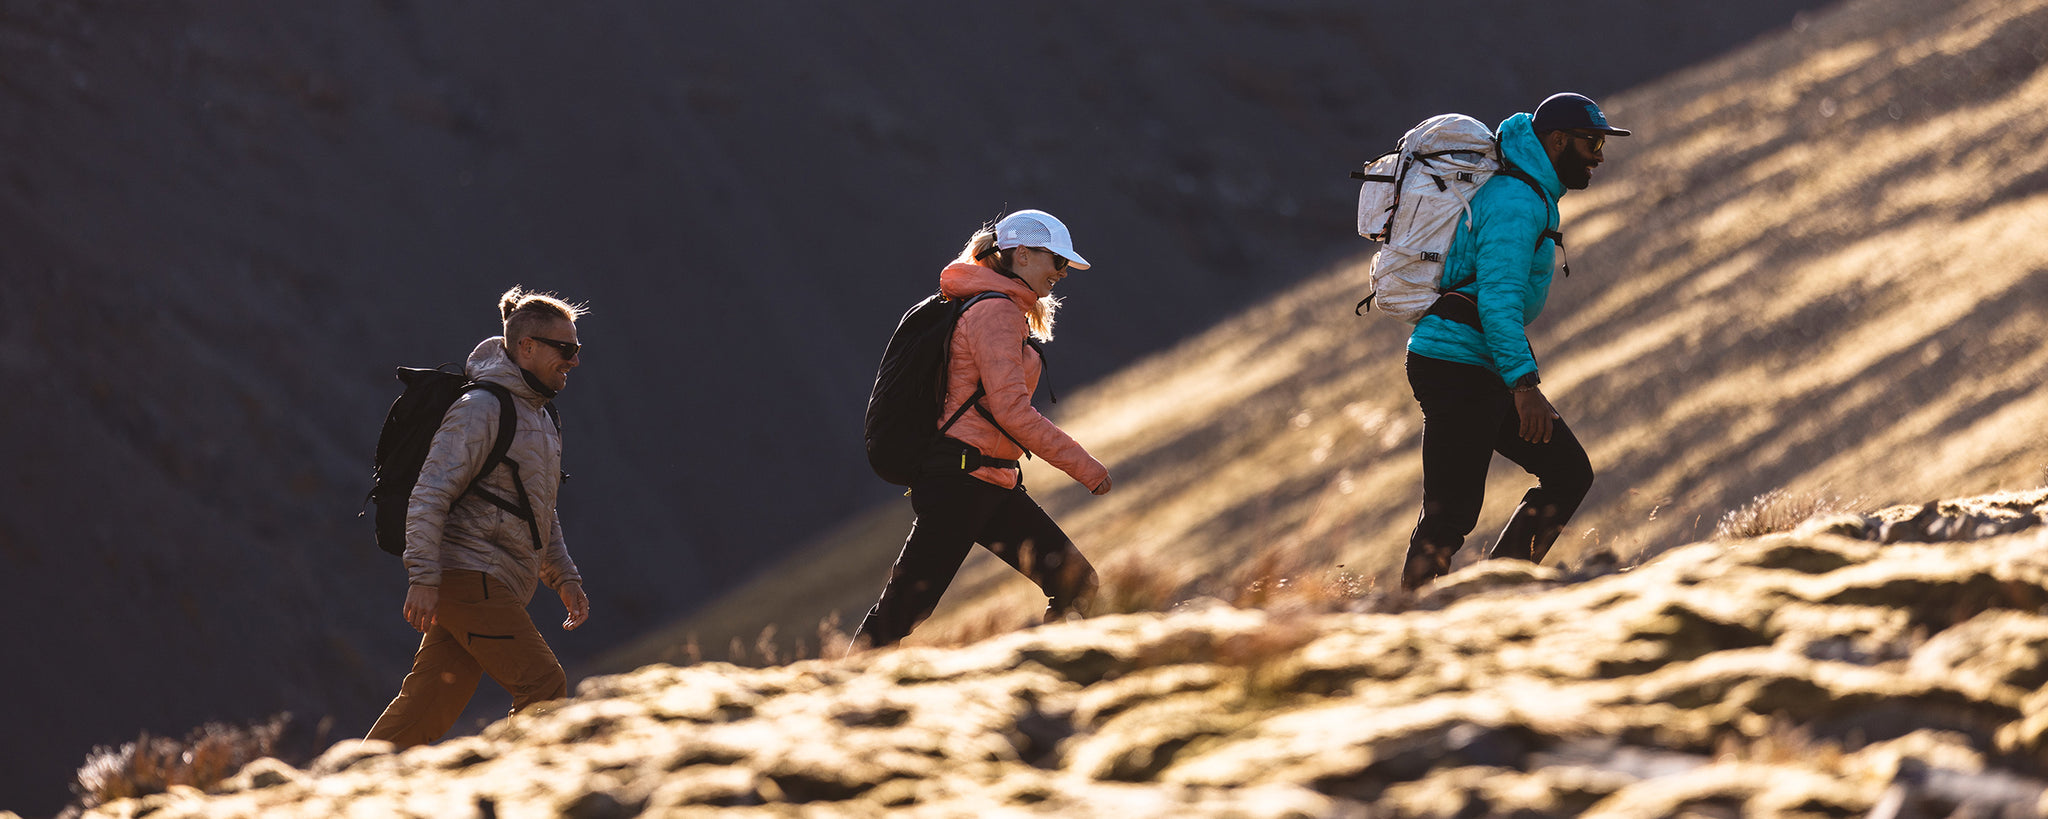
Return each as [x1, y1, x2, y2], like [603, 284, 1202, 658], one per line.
[1049, 243, 1090, 270]
[1596, 126, 1632, 136]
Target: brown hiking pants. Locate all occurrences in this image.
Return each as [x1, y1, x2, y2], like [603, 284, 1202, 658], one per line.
[366, 569, 567, 748]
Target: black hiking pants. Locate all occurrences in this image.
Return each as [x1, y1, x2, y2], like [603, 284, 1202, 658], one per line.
[852, 471, 1098, 650]
[1404, 352, 1594, 590]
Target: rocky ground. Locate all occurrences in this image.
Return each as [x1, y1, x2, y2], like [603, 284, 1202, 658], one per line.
[46, 489, 2048, 818]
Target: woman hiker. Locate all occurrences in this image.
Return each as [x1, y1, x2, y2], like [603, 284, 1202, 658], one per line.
[851, 209, 1114, 650]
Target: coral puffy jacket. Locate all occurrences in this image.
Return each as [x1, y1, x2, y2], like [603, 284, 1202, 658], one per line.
[936, 262, 1109, 491]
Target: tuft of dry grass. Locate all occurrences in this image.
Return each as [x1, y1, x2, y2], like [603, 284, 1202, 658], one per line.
[814, 611, 852, 662]
[71, 713, 292, 812]
[1224, 546, 1375, 616]
[1097, 535, 1382, 623]
[1715, 488, 1868, 539]
[1712, 716, 1847, 771]
[1096, 552, 1192, 616]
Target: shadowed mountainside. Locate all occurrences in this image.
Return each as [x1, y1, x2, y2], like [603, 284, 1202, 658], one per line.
[62, 488, 2048, 817]
[604, 0, 2048, 668]
[0, 2, 1836, 813]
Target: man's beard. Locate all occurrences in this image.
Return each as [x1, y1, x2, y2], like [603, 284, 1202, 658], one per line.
[1559, 156, 1594, 190]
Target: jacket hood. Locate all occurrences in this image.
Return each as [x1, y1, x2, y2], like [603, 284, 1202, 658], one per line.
[939, 261, 1040, 308]
[1498, 112, 1564, 201]
[465, 337, 550, 407]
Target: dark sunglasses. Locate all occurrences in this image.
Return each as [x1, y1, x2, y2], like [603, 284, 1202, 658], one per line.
[529, 336, 581, 359]
[1037, 247, 1069, 271]
[1566, 131, 1606, 153]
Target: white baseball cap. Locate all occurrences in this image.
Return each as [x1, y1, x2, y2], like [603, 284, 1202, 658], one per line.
[992, 209, 1091, 270]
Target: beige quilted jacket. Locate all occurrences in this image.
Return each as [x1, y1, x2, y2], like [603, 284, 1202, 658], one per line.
[403, 337, 581, 602]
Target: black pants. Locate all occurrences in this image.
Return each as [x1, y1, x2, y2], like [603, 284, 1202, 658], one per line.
[852, 472, 1099, 649]
[1404, 352, 1594, 590]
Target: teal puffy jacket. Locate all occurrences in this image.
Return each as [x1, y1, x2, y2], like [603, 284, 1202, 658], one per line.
[1405, 112, 1564, 388]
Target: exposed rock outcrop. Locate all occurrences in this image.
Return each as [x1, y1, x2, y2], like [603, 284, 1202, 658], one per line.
[1799, 489, 2048, 545]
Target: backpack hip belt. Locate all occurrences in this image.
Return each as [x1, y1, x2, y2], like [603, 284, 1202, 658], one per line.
[925, 435, 1022, 475]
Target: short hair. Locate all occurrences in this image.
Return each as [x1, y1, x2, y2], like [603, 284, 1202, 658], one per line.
[499, 286, 588, 345]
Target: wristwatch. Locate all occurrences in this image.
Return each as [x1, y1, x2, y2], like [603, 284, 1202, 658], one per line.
[1510, 373, 1541, 392]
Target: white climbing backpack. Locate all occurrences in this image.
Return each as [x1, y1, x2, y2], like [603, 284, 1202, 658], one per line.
[1352, 114, 1508, 323]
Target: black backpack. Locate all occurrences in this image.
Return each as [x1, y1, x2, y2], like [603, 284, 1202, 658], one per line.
[864, 291, 1033, 485]
[364, 366, 557, 556]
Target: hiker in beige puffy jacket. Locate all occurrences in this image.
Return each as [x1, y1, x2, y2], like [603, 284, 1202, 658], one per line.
[367, 287, 591, 749]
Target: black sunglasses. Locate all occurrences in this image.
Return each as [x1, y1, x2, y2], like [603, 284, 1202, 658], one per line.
[529, 336, 580, 359]
[1036, 247, 1069, 271]
[1566, 131, 1606, 153]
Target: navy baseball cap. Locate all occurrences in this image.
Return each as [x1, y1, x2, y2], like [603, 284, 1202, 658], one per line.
[1532, 92, 1631, 136]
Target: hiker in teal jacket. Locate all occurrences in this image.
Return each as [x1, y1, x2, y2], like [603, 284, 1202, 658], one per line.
[1401, 93, 1629, 590]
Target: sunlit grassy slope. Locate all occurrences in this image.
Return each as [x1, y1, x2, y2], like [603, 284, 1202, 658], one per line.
[599, 0, 2048, 671]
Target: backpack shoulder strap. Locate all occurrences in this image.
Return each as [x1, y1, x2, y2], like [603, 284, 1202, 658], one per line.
[463, 382, 520, 490]
[970, 391, 1032, 457]
[460, 382, 547, 552]
[939, 291, 1035, 458]
[1025, 336, 1054, 404]
[934, 382, 1030, 461]
[1437, 163, 1568, 299]
[957, 290, 1012, 314]
[1491, 163, 1566, 251]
